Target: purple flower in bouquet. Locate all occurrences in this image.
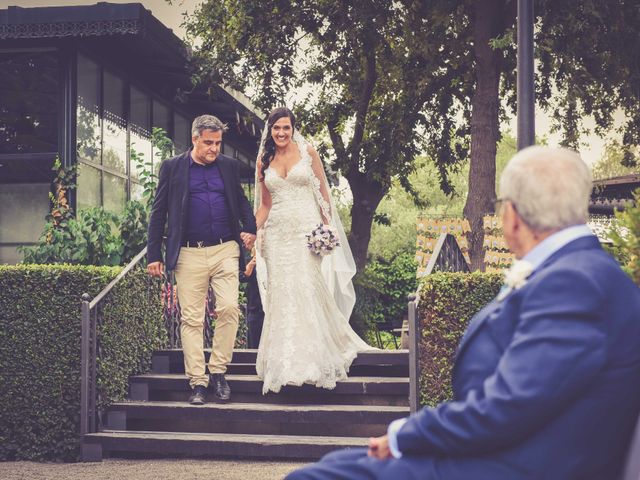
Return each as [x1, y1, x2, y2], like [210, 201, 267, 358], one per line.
[306, 223, 340, 256]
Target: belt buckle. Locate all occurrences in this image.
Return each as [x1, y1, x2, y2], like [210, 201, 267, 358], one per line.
[196, 241, 204, 249]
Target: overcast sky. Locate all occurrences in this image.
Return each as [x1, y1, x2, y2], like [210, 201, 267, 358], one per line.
[6, 0, 620, 165]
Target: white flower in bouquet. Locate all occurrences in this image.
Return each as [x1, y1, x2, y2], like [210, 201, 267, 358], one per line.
[306, 223, 340, 256]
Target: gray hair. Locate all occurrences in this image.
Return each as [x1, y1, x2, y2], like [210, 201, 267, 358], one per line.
[499, 146, 592, 232]
[191, 114, 228, 137]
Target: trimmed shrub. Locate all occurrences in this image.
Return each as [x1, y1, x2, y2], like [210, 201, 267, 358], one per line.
[418, 272, 502, 406]
[0, 265, 165, 461]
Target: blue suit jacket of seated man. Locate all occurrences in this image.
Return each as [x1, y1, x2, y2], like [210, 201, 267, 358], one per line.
[391, 235, 640, 479]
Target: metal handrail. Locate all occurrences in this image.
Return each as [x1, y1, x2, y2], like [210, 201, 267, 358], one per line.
[408, 233, 470, 412]
[80, 247, 148, 437]
[89, 248, 148, 309]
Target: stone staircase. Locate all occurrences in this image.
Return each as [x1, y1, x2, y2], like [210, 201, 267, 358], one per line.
[82, 349, 409, 461]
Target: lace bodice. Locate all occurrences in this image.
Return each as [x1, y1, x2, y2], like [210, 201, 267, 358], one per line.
[263, 142, 330, 228]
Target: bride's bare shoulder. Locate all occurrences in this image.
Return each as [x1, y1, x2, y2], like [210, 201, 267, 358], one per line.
[305, 143, 319, 160]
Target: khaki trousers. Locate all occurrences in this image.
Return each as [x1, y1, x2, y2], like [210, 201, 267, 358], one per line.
[174, 241, 240, 388]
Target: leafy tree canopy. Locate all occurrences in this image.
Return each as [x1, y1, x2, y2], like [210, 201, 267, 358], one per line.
[183, 0, 470, 270]
[533, 0, 640, 167]
[181, 0, 640, 270]
[591, 140, 640, 181]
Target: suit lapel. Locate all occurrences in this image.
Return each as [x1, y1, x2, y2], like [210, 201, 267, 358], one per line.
[217, 157, 238, 219]
[453, 300, 503, 367]
[452, 235, 602, 369]
[179, 152, 190, 216]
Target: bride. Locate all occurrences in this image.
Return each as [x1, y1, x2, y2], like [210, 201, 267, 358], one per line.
[253, 106, 372, 394]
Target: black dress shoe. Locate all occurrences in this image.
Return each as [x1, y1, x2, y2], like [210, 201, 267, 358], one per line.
[210, 373, 231, 402]
[188, 385, 207, 405]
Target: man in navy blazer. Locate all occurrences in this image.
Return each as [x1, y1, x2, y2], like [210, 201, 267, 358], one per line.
[288, 146, 640, 479]
[147, 115, 256, 405]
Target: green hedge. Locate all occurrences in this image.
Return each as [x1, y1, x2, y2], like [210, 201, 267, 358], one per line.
[353, 251, 418, 343]
[418, 272, 502, 406]
[0, 265, 165, 461]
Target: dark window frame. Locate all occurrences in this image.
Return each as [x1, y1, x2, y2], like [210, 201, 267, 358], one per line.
[75, 48, 194, 210]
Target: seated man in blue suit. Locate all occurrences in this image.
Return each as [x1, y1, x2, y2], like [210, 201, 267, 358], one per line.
[287, 146, 640, 480]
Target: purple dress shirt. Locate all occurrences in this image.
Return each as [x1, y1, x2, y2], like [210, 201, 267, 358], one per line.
[184, 157, 233, 242]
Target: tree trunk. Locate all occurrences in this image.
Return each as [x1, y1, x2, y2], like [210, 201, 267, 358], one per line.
[463, 0, 505, 271]
[345, 170, 388, 336]
[346, 171, 388, 272]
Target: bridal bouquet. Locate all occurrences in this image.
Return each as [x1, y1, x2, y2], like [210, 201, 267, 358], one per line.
[306, 223, 340, 256]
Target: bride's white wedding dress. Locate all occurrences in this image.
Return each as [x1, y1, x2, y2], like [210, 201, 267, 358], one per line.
[255, 141, 371, 394]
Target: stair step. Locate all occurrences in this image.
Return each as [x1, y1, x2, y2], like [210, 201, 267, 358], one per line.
[83, 430, 368, 461]
[173, 363, 408, 377]
[81, 347, 410, 461]
[129, 374, 409, 406]
[225, 363, 257, 375]
[152, 349, 409, 377]
[106, 401, 408, 437]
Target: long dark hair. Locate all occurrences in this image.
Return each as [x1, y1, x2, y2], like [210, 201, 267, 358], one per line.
[260, 107, 296, 180]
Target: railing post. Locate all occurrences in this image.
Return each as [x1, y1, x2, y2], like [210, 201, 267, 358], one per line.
[90, 307, 97, 433]
[80, 293, 91, 436]
[408, 293, 420, 414]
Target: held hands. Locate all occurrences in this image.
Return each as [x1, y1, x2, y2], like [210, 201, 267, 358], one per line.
[367, 435, 392, 460]
[147, 261, 164, 278]
[240, 232, 256, 250]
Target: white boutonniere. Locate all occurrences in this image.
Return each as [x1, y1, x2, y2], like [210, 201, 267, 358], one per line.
[497, 260, 534, 301]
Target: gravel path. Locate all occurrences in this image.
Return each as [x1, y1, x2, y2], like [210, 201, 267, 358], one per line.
[0, 459, 308, 480]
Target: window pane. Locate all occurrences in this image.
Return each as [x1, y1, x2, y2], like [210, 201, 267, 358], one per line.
[174, 113, 190, 153]
[103, 172, 126, 213]
[131, 181, 144, 202]
[222, 143, 234, 157]
[77, 162, 101, 210]
[130, 87, 152, 181]
[152, 100, 172, 162]
[237, 150, 250, 164]
[102, 69, 127, 174]
[76, 54, 101, 164]
[0, 183, 50, 263]
[152, 100, 171, 138]
[0, 51, 59, 153]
